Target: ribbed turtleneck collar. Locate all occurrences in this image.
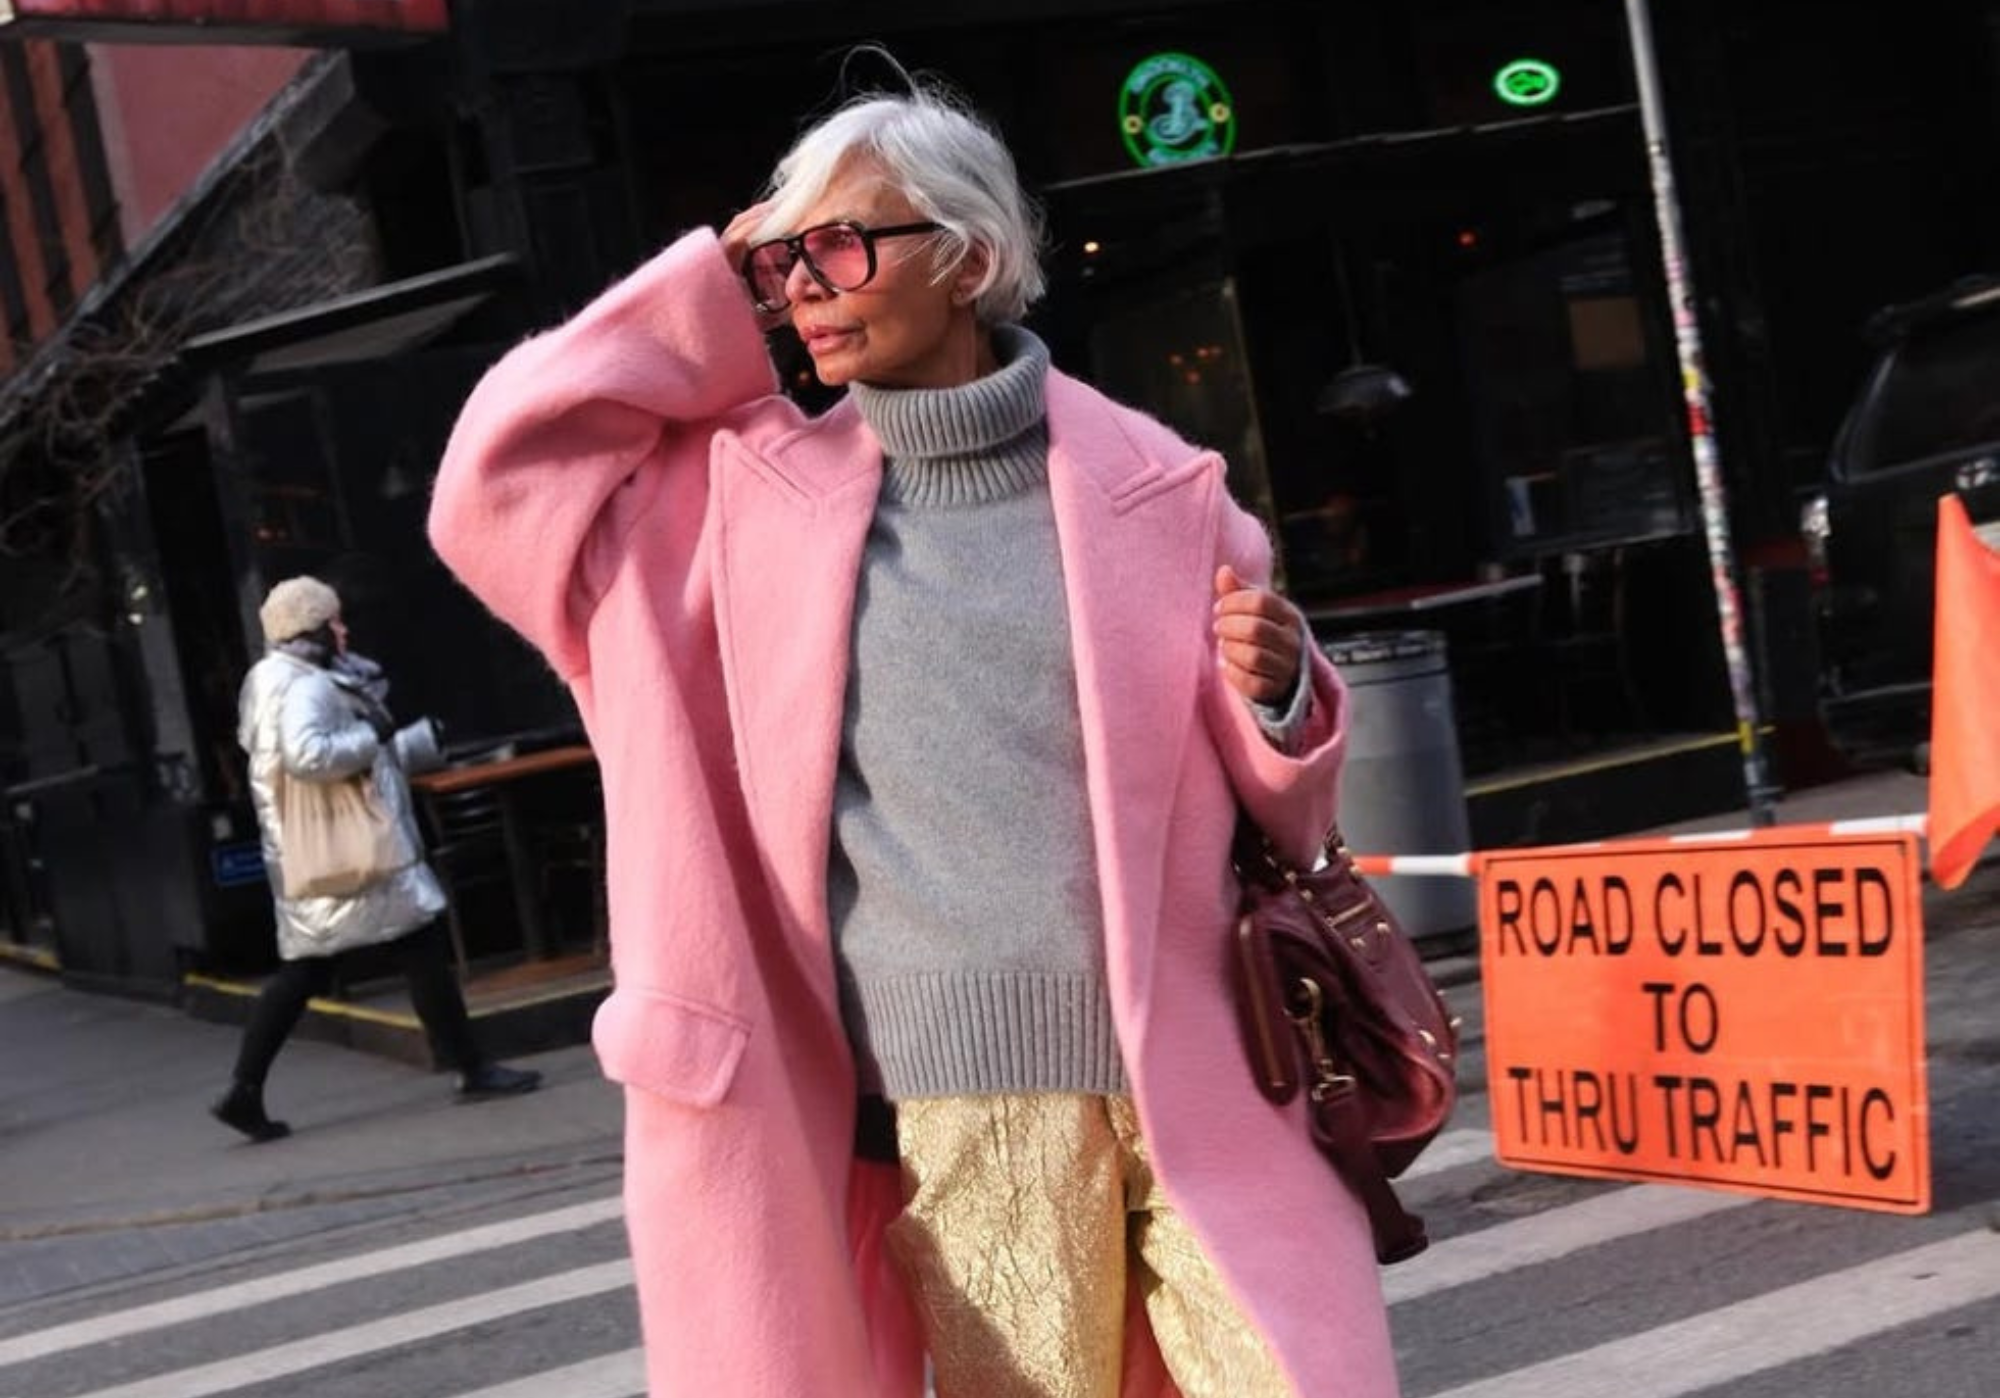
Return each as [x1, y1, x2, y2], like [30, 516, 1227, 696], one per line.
[850, 326, 1051, 507]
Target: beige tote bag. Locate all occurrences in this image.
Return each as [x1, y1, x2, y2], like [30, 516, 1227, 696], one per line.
[276, 767, 403, 900]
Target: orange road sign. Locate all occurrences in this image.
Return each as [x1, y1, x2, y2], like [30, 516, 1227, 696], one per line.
[1479, 831, 1929, 1213]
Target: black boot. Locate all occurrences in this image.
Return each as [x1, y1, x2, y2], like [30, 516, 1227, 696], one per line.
[457, 1062, 542, 1100]
[210, 1081, 291, 1142]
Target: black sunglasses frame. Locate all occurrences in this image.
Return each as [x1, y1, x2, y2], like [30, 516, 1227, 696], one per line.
[742, 219, 945, 313]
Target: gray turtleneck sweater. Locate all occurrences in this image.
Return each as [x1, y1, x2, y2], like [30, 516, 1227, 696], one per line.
[831, 327, 1125, 1100]
[831, 327, 1306, 1101]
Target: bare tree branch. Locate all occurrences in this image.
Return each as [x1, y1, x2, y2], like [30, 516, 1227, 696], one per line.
[0, 129, 379, 610]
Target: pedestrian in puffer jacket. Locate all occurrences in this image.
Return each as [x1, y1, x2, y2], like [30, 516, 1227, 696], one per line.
[209, 576, 541, 1142]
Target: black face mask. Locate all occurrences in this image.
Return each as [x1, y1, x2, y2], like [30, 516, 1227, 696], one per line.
[281, 624, 339, 667]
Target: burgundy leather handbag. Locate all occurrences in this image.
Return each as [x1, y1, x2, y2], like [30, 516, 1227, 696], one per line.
[1232, 820, 1460, 1264]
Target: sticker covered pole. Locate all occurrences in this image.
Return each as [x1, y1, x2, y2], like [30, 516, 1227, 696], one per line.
[1623, 0, 1779, 825]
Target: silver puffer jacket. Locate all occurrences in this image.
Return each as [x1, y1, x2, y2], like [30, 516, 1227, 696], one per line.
[238, 648, 446, 960]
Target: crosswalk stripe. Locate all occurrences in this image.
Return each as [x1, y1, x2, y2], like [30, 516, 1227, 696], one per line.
[50, 1259, 634, 1398]
[1422, 1229, 2000, 1398]
[1399, 1128, 1496, 1180]
[448, 1347, 645, 1398]
[0, 1195, 623, 1368]
[1385, 1183, 1751, 1304]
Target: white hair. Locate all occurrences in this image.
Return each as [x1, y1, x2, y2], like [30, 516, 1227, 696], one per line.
[258, 575, 341, 644]
[755, 85, 1047, 325]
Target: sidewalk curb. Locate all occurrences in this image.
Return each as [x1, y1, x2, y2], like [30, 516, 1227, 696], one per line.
[181, 971, 611, 1068]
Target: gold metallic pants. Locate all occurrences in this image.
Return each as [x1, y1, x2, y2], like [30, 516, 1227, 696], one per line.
[888, 1094, 1293, 1398]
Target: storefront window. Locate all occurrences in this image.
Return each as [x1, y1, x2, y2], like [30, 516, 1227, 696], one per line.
[236, 389, 348, 562]
[1457, 229, 1691, 558]
[1084, 276, 1278, 529]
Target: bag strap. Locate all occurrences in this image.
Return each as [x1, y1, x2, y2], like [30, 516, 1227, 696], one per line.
[1231, 816, 1344, 891]
[1308, 1074, 1431, 1265]
[1236, 813, 1431, 1264]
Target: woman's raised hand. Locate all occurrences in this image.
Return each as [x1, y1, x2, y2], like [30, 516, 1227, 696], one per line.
[721, 201, 774, 276]
[1213, 565, 1303, 704]
[721, 202, 792, 330]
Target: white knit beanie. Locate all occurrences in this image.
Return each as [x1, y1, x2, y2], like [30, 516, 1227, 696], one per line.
[259, 576, 342, 644]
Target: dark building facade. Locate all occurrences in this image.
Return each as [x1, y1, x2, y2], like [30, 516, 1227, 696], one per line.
[3, 0, 1996, 992]
[449, 0, 2000, 808]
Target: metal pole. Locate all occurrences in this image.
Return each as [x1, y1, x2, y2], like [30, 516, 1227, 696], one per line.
[1623, 0, 1779, 825]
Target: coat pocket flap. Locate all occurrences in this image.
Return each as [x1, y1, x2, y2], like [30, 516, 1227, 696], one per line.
[592, 987, 750, 1107]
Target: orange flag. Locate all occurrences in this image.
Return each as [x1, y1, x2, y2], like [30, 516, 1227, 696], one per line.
[1928, 494, 2000, 888]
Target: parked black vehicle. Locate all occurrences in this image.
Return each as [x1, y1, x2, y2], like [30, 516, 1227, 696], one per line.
[1800, 276, 2000, 770]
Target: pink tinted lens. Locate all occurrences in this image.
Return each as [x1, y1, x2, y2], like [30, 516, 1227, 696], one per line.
[747, 243, 796, 306]
[801, 226, 869, 289]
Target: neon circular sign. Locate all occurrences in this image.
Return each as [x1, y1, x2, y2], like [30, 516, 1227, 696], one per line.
[1119, 52, 1236, 168]
[1493, 58, 1562, 108]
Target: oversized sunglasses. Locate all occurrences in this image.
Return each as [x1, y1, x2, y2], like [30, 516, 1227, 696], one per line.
[742, 219, 944, 313]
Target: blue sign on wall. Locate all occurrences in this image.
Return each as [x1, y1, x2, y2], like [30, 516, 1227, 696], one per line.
[211, 842, 268, 889]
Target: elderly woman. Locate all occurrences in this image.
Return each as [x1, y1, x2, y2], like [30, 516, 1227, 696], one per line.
[431, 77, 1396, 1398]
[213, 576, 539, 1141]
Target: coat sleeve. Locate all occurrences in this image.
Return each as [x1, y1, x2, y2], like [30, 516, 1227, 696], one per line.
[278, 675, 381, 783]
[1200, 494, 1348, 868]
[428, 227, 782, 679]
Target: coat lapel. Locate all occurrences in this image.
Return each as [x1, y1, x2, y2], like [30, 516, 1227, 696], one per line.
[711, 374, 1220, 1027]
[1044, 372, 1220, 1029]
[710, 402, 881, 945]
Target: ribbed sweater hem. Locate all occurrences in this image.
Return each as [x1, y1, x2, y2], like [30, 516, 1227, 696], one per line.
[852, 971, 1129, 1100]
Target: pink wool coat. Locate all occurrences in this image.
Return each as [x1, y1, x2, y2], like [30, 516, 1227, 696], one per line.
[430, 228, 1400, 1398]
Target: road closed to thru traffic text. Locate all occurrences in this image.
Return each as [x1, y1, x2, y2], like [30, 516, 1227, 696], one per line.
[1479, 831, 1929, 1213]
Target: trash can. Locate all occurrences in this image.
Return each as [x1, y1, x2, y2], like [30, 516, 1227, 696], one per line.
[1319, 630, 1476, 946]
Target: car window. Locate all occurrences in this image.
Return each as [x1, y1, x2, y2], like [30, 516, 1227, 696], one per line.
[1850, 310, 2000, 474]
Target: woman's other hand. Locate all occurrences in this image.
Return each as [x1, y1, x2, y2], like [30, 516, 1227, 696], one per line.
[1213, 565, 1303, 703]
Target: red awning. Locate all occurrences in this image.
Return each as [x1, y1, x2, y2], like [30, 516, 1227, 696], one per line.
[0, 0, 446, 45]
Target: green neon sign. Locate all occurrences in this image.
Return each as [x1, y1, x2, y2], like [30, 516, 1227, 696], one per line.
[1119, 52, 1236, 168]
[1493, 58, 1562, 107]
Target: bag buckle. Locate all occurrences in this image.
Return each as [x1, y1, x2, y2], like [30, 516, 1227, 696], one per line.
[1284, 977, 1354, 1101]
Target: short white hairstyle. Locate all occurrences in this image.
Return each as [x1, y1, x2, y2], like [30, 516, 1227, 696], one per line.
[258, 576, 341, 644]
[755, 86, 1047, 325]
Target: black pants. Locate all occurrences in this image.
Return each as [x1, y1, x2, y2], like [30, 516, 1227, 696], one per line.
[232, 921, 482, 1086]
